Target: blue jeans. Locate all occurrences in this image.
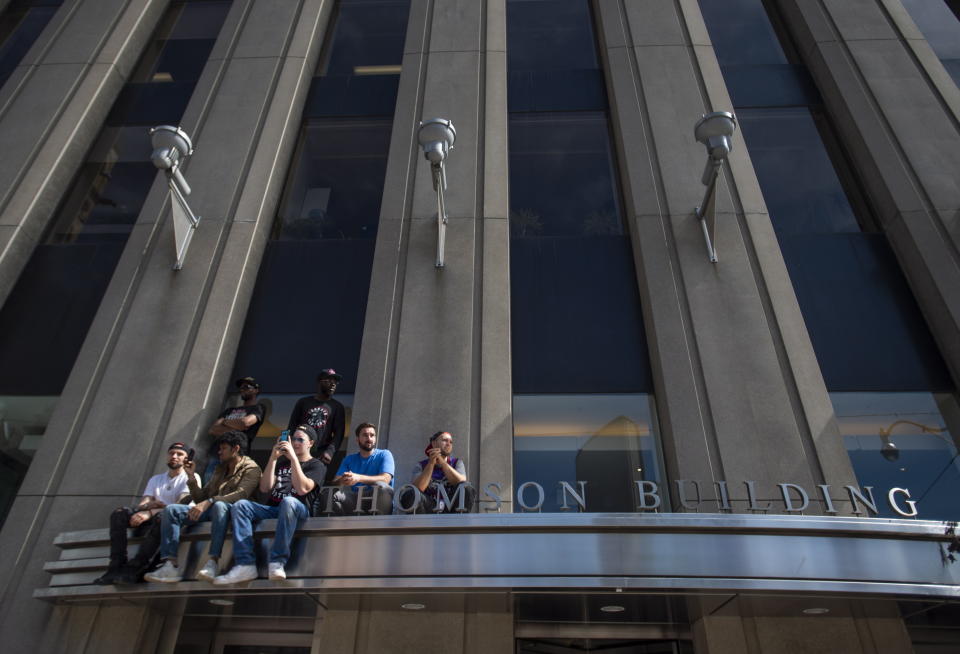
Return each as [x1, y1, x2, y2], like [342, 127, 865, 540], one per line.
[159, 501, 230, 560]
[231, 497, 309, 566]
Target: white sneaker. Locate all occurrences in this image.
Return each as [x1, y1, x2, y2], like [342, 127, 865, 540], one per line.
[268, 562, 286, 580]
[144, 560, 182, 583]
[196, 560, 218, 582]
[212, 564, 258, 585]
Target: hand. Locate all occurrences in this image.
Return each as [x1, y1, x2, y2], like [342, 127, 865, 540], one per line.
[275, 440, 294, 459]
[129, 510, 151, 527]
[428, 447, 443, 464]
[320, 452, 332, 465]
[338, 471, 355, 486]
[184, 459, 196, 476]
[188, 499, 210, 522]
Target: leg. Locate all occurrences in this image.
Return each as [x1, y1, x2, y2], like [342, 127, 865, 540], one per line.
[231, 500, 278, 566]
[158, 503, 192, 561]
[269, 497, 308, 565]
[205, 501, 232, 559]
[107, 507, 134, 566]
[373, 483, 395, 515]
[333, 489, 357, 516]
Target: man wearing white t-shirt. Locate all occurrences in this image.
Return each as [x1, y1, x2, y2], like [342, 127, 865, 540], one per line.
[94, 442, 199, 585]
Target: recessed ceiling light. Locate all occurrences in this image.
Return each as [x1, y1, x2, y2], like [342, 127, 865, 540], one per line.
[401, 603, 426, 610]
[600, 605, 625, 613]
[802, 607, 829, 615]
[209, 598, 234, 607]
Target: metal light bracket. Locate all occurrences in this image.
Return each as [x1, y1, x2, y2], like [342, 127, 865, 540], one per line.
[693, 111, 737, 264]
[417, 118, 456, 268]
[149, 125, 199, 270]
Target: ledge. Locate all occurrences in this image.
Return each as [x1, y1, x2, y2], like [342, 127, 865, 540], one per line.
[36, 513, 960, 603]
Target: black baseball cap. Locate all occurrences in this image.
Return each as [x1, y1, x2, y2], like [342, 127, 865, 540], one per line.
[317, 368, 343, 382]
[293, 424, 319, 442]
[235, 376, 260, 390]
[168, 442, 189, 453]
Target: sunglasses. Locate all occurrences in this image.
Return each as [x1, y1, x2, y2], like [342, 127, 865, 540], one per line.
[291, 436, 308, 443]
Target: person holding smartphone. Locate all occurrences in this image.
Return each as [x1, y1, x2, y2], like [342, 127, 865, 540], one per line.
[93, 442, 199, 585]
[214, 425, 326, 584]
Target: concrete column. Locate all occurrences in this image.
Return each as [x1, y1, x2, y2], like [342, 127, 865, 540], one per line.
[0, 1, 334, 650]
[776, 0, 960, 389]
[690, 597, 914, 654]
[351, 0, 512, 508]
[594, 0, 857, 514]
[0, 0, 169, 308]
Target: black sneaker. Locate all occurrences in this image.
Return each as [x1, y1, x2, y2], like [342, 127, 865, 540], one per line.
[93, 566, 122, 585]
[115, 565, 143, 585]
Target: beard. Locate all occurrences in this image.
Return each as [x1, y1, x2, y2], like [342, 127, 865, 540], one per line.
[167, 461, 183, 470]
[359, 442, 375, 453]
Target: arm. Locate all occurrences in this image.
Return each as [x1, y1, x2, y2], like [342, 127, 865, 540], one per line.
[184, 460, 211, 502]
[208, 417, 231, 436]
[222, 413, 258, 430]
[260, 444, 281, 494]
[287, 455, 318, 496]
[212, 462, 262, 504]
[411, 458, 434, 492]
[437, 457, 466, 486]
[321, 404, 346, 464]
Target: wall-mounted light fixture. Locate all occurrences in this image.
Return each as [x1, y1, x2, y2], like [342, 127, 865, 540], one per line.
[694, 111, 737, 263]
[150, 125, 198, 270]
[417, 118, 456, 268]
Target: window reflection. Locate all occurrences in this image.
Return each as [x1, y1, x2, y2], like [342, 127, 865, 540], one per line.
[513, 394, 663, 512]
[318, 0, 409, 77]
[738, 108, 862, 235]
[902, 0, 960, 86]
[833, 392, 960, 520]
[0, 395, 57, 526]
[507, 0, 598, 72]
[274, 119, 392, 240]
[698, 0, 790, 66]
[509, 113, 624, 238]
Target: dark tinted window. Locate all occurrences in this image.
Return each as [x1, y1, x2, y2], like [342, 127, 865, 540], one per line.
[233, 1, 410, 394]
[0, 1, 62, 90]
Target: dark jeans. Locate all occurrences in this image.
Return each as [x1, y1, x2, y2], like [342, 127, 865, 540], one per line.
[108, 507, 161, 569]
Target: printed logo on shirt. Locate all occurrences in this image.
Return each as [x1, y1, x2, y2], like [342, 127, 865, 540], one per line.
[306, 406, 330, 431]
[270, 462, 294, 503]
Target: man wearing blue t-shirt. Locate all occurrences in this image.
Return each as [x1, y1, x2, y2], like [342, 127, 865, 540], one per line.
[332, 422, 395, 515]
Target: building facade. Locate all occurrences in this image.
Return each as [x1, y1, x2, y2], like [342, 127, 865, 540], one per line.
[0, 0, 959, 652]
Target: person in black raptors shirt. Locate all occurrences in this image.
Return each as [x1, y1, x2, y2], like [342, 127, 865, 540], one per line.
[287, 368, 345, 465]
[209, 376, 266, 454]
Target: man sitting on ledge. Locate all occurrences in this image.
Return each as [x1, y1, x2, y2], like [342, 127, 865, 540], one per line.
[214, 425, 325, 584]
[403, 430, 476, 513]
[145, 431, 261, 583]
[94, 442, 198, 585]
[331, 422, 395, 515]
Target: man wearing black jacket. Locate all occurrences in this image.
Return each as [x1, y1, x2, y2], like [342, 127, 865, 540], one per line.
[287, 368, 345, 465]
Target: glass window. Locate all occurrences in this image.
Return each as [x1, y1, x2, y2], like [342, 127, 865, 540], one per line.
[318, 0, 409, 77]
[232, 1, 410, 394]
[0, 395, 56, 525]
[513, 394, 663, 512]
[698, 0, 789, 66]
[0, 1, 62, 90]
[507, 0, 598, 72]
[738, 108, 862, 236]
[509, 113, 623, 238]
[833, 392, 960, 521]
[274, 119, 392, 240]
[902, 0, 960, 86]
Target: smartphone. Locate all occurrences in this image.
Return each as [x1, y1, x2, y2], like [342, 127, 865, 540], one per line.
[279, 430, 290, 442]
[187, 448, 195, 461]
